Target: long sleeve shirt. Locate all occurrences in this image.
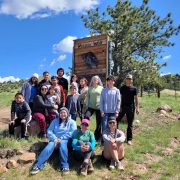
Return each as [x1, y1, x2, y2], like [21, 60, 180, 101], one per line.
[72, 129, 96, 151]
[100, 87, 121, 113]
[65, 94, 81, 115]
[103, 128, 126, 144]
[47, 117, 77, 142]
[87, 85, 103, 110]
[11, 100, 31, 122]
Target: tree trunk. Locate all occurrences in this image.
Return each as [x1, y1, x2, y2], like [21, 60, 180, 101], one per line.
[157, 86, 160, 98]
[140, 86, 143, 97]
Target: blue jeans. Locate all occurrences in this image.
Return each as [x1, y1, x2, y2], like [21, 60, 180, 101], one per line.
[35, 140, 69, 169]
[102, 113, 115, 133]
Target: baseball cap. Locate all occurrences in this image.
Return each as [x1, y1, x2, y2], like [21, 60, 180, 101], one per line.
[126, 74, 133, 79]
[81, 119, 90, 126]
[32, 73, 39, 79]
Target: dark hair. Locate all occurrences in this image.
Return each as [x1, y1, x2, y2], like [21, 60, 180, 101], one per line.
[43, 71, 49, 76]
[29, 77, 38, 86]
[70, 74, 78, 84]
[106, 75, 115, 82]
[39, 85, 49, 96]
[80, 77, 88, 89]
[108, 116, 117, 122]
[15, 92, 24, 98]
[57, 68, 64, 75]
[51, 76, 58, 80]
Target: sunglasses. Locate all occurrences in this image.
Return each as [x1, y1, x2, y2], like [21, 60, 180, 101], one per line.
[108, 121, 116, 125]
[81, 123, 88, 127]
[41, 88, 48, 91]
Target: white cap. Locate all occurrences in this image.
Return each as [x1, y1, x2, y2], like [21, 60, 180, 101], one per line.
[32, 73, 39, 79]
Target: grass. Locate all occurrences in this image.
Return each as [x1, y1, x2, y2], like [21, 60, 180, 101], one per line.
[0, 92, 15, 107]
[0, 90, 180, 179]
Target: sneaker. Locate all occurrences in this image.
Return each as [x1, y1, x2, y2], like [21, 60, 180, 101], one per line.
[30, 165, 40, 175]
[116, 161, 124, 171]
[62, 168, 69, 175]
[80, 162, 88, 176]
[88, 159, 94, 173]
[109, 160, 115, 170]
[127, 140, 132, 145]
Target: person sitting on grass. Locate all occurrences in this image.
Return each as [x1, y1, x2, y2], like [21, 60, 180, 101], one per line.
[72, 119, 96, 176]
[9, 92, 31, 138]
[30, 107, 77, 175]
[102, 116, 125, 170]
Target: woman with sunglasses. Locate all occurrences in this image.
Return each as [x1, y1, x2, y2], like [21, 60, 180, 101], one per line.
[102, 116, 125, 170]
[72, 119, 96, 176]
[32, 85, 58, 138]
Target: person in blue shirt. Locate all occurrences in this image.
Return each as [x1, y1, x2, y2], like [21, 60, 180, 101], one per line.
[30, 107, 77, 175]
[72, 119, 96, 176]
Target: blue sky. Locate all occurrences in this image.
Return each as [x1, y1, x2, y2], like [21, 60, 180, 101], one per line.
[0, 0, 179, 81]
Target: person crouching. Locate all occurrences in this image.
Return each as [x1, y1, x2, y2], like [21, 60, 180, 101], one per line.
[102, 116, 125, 170]
[72, 119, 96, 176]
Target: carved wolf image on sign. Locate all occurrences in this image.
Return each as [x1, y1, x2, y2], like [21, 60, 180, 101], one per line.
[81, 52, 99, 68]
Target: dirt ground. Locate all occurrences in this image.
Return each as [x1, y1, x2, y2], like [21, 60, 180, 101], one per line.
[0, 107, 10, 130]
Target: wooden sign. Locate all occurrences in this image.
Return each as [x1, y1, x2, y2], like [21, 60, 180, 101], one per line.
[72, 34, 111, 84]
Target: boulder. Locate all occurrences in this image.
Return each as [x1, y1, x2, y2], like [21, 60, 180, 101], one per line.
[159, 110, 167, 116]
[0, 149, 7, 159]
[5, 149, 17, 159]
[0, 165, 8, 173]
[6, 160, 18, 169]
[27, 120, 41, 136]
[29, 142, 47, 153]
[17, 152, 36, 164]
[156, 104, 172, 113]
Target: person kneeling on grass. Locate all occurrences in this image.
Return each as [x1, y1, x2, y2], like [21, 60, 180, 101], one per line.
[30, 107, 77, 175]
[72, 119, 96, 176]
[9, 92, 31, 138]
[102, 116, 125, 170]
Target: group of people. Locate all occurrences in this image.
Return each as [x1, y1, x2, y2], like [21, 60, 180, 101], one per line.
[8, 67, 139, 176]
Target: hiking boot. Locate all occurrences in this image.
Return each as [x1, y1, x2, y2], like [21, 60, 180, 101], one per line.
[80, 162, 88, 176]
[116, 161, 124, 171]
[62, 168, 69, 175]
[88, 159, 94, 173]
[109, 160, 115, 170]
[127, 140, 132, 145]
[30, 165, 40, 175]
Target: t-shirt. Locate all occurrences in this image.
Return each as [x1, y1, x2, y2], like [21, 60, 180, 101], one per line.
[47, 95, 57, 104]
[29, 85, 38, 102]
[120, 85, 137, 107]
[73, 129, 94, 142]
[57, 77, 68, 92]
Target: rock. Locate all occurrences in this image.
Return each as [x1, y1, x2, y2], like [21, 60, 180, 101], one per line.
[6, 160, 18, 169]
[17, 152, 36, 164]
[6, 149, 16, 159]
[159, 110, 167, 115]
[158, 114, 165, 117]
[27, 120, 41, 136]
[29, 142, 47, 153]
[16, 150, 24, 156]
[156, 104, 172, 113]
[0, 149, 7, 159]
[0, 165, 8, 173]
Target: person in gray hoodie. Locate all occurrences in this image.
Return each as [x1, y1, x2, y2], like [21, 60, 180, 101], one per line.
[100, 76, 121, 133]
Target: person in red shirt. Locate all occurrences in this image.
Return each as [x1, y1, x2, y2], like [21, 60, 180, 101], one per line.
[51, 76, 66, 108]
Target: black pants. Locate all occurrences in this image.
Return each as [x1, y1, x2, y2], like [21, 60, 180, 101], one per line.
[9, 118, 26, 138]
[117, 106, 135, 141]
[84, 107, 102, 141]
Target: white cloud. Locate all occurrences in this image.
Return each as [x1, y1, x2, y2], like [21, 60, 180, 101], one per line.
[160, 72, 171, 76]
[0, 0, 99, 19]
[162, 55, 172, 60]
[53, 36, 77, 53]
[50, 54, 66, 66]
[0, 76, 20, 83]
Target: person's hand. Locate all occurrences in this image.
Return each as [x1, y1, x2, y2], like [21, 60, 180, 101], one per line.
[110, 138, 116, 144]
[53, 104, 58, 110]
[84, 145, 90, 151]
[115, 112, 119, 118]
[81, 145, 87, 152]
[101, 112, 104, 117]
[10, 120, 15, 125]
[136, 108, 139, 115]
[55, 138, 61, 144]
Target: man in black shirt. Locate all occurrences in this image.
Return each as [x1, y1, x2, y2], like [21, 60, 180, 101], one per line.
[117, 74, 139, 145]
[57, 68, 68, 96]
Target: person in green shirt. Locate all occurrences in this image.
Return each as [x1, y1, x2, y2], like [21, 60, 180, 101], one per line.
[84, 75, 103, 141]
[72, 119, 96, 176]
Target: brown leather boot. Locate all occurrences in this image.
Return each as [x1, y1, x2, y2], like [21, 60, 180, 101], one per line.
[80, 162, 88, 176]
[88, 159, 94, 173]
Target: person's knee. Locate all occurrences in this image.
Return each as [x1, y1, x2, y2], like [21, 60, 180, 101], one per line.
[21, 119, 26, 123]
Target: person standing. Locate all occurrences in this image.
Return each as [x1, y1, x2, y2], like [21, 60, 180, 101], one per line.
[57, 68, 68, 96]
[100, 76, 121, 133]
[117, 74, 139, 145]
[38, 71, 51, 89]
[21, 73, 39, 111]
[85, 75, 103, 141]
